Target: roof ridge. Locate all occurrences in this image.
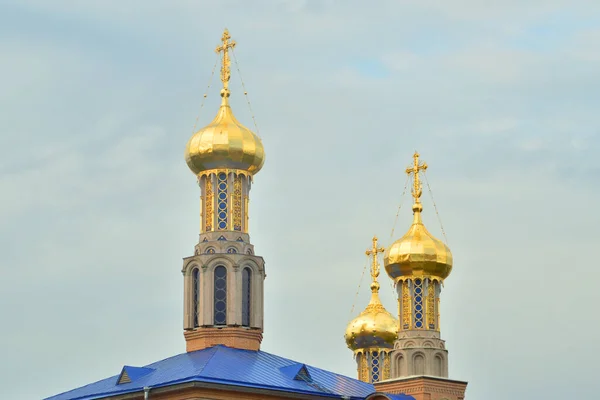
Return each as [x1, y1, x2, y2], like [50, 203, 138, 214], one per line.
[196, 345, 222, 376]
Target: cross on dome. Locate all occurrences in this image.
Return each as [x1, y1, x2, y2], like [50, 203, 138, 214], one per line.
[365, 236, 385, 292]
[215, 28, 236, 95]
[405, 151, 428, 203]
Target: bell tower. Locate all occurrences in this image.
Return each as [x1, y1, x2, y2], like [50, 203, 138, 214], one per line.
[375, 152, 467, 400]
[181, 29, 266, 352]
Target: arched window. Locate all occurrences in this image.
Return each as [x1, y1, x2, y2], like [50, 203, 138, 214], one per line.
[192, 268, 200, 328]
[242, 268, 251, 326]
[213, 266, 227, 325]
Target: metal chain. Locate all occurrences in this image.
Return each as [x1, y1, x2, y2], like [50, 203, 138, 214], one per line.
[423, 171, 449, 245]
[348, 255, 370, 321]
[231, 48, 261, 136]
[389, 174, 411, 240]
[191, 53, 220, 134]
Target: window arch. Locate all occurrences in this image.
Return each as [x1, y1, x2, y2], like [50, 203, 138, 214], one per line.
[213, 266, 227, 325]
[396, 355, 405, 377]
[192, 268, 200, 328]
[434, 354, 444, 376]
[242, 267, 251, 326]
[413, 353, 425, 375]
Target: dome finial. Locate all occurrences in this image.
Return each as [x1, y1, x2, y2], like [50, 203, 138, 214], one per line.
[405, 151, 428, 219]
[215, 28, 236, 101]
[365, 236, 385, 294]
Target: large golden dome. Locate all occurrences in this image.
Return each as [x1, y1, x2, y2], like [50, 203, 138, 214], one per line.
[184, 29, 265, 176]
[185, 93, 265, 175]
[345, 284, 399, 351]
[384, 203, 453, 281]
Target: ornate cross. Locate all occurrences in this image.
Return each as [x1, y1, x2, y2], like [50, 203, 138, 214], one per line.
[215, 28, 236, 91]
[406, 151, 428, 202]
[366, 236, 385, 282]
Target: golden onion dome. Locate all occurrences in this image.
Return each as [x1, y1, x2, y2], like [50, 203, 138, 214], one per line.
[345, 236, 399, 352]
[184, 92, 265, 175]
[384, 202, 453, 281]
[384, 152, 453, 282]
[345, 282, 399, 351]
[185, 29, 265, 176]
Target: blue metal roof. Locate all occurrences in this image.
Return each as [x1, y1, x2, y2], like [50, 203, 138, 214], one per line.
[46, 345, 408, 400]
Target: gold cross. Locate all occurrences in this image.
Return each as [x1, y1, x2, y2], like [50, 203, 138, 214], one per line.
[366, 236, 385, 283]
[215, 28, 236, 91]
[406, 151, 428, 203]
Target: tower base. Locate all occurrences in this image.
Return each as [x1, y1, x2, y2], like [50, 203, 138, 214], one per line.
[374, 376, 467, 400]
[184, 327, 263, 352]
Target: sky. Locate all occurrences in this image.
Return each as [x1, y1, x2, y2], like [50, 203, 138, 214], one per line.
[1, 1, 600, 399]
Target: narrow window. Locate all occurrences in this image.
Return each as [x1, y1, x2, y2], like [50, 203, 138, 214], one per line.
[371, 351, 380, 383]
[217, 173, 228, 230]
[213, 266, 227, 325]
[413, 278, 424, 328]
[192, 268, 200, 328]
[242, 268, 251, 326]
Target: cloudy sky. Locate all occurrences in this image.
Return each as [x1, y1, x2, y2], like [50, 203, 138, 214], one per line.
[1, 1, 600, 399]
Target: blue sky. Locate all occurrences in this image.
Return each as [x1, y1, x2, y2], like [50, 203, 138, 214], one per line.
[1, 1, 600, 399]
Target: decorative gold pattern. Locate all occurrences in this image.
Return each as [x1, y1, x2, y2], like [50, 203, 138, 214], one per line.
[437, 296, 441, 331]
[402, 280, 411, 330]
[197, 168, 252, 180]
[233, 175, 242, 231]
[244, 194, 249, 233]
[204, 175, 213, 231]
[359, 352, 369, 382]
[384, 152, 453, 281]
[185, 29, 265, 176]
[427, 280, 436, 329]
[345, 237, 398, 351]
[383, 352, 391, 380]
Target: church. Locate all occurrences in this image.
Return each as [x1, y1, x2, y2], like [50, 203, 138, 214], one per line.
[46, 30, 468, 400]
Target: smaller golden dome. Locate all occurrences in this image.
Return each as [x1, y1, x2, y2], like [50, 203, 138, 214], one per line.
[345, 283, 399, 351]
[384, 203, 453, 281]
[184, 93, 265, 175]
